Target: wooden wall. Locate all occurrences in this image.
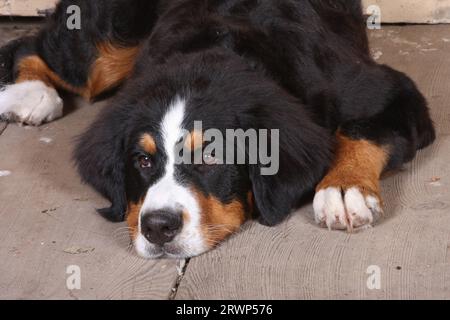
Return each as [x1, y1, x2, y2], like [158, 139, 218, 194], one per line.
[0, 0, 449, 24]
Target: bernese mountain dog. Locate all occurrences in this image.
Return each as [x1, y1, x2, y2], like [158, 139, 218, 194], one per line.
[0, 0, 435, 258]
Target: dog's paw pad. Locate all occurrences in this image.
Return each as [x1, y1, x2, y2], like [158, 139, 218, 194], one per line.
[313, 186, 382, 232]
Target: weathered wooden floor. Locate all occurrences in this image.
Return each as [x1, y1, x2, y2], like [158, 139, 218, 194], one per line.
[0, 22, 449, 299]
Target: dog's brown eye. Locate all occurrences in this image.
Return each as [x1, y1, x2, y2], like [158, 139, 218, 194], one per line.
[203, 153, 218, 165]
[138, 156, 152, 169]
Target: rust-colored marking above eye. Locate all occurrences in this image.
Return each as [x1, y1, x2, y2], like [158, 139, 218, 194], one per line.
[139, 133, 157, 155]
[184, 130, 204, 151]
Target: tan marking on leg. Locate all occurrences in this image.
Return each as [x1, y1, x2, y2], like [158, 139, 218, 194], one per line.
[16, 42, 140, 100]
[16, 55, 81, 93]
[317, 133, 388, 198]
[139, 133, 157, 155]
[86, 42, 140, 100]
[314, 133, 388, 232]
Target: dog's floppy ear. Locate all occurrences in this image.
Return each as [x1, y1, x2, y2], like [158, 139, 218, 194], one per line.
[74, 108, 128, 222]
[248, 101, 333, 226]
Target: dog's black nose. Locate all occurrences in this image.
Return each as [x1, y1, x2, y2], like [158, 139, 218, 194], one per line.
[141, 209, 183, 246]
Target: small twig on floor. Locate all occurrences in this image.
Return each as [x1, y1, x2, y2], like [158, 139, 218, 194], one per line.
[0, 123, 7, 135]
[169, 258, 190, 300]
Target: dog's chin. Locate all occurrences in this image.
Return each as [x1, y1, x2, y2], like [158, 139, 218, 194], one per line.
[133, 234, 208, 259]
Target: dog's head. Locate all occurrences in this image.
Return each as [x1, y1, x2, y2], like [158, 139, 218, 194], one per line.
[74, 51, 332, 258]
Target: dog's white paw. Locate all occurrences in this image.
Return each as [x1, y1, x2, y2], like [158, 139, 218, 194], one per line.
[0, 81, 63, 126]
[313, 186, 383, 232]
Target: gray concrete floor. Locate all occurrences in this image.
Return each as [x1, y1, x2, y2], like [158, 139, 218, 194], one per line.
[0, 23, 449, 299]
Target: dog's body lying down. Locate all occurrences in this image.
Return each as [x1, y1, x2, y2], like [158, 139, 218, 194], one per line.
[0, 0, 435, 258]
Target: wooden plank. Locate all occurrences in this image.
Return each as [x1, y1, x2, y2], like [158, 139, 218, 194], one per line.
[0, 98, 180, 299]
[176, 26, 450, 299]
[1, 0, 450, 23]
[363, 0, 450, 24]
[0, 0, 57, 17]
[0, 21, 40, 46]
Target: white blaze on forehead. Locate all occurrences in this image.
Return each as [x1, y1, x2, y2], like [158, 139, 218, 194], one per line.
[137, 97, 207, 257]
[141, 97, 195, 212]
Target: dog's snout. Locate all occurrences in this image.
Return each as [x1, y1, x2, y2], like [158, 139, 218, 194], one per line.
[141, 209, 183, 246]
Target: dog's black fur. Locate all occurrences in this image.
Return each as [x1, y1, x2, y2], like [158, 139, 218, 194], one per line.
[0, 0, 435, 228]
